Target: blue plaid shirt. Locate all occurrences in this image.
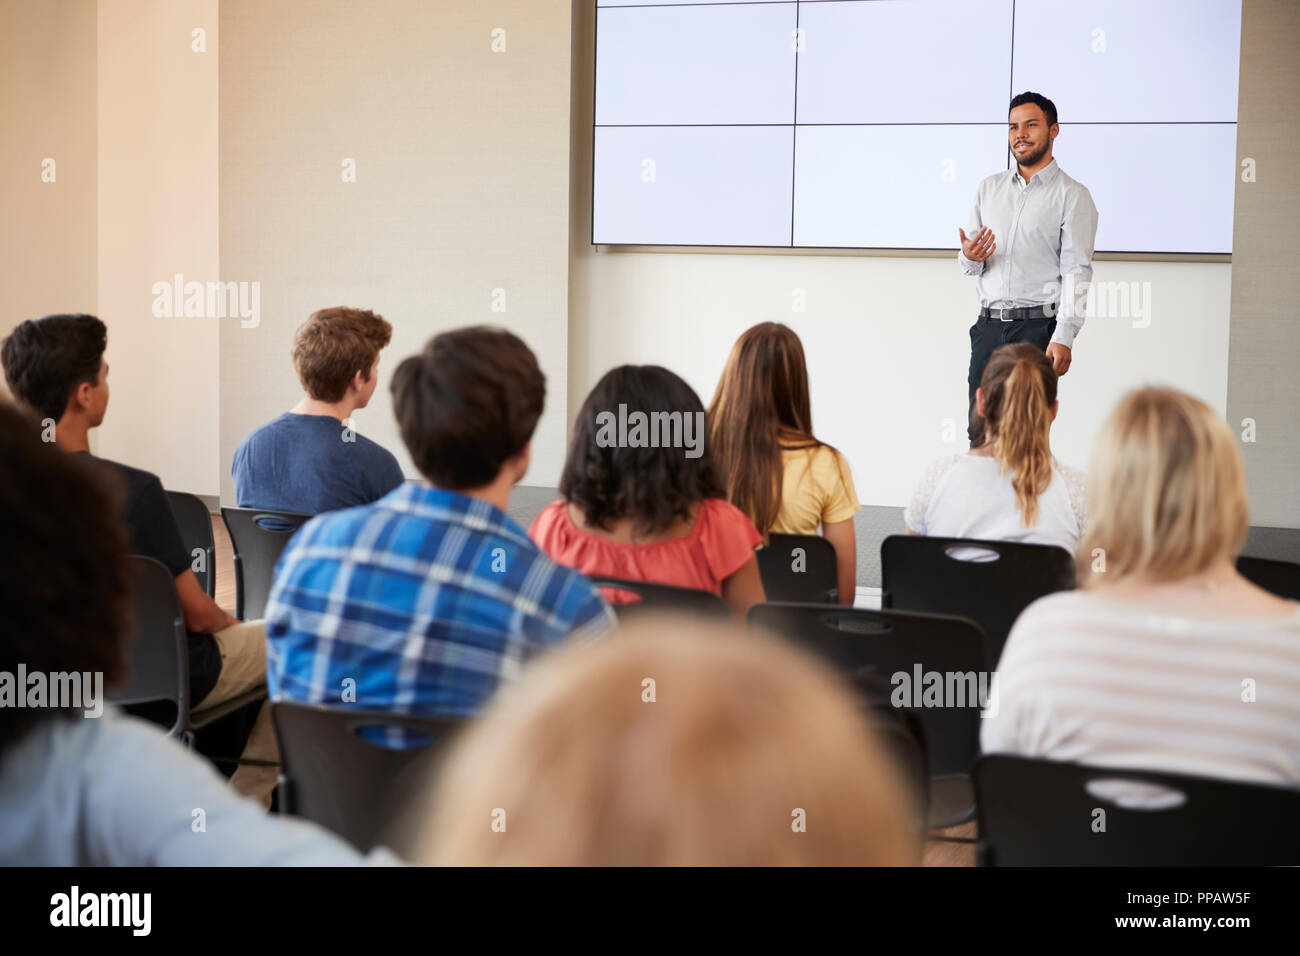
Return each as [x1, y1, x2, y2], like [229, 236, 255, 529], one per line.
[265, 483, 615, 745]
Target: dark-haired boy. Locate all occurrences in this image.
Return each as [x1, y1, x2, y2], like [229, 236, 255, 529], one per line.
[2, 314, 276, 805]
[265, 327, 614, 745]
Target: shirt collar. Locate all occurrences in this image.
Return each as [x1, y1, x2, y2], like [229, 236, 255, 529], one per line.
[378, 481, 531, 544]
[1013, 157, 1060, 188]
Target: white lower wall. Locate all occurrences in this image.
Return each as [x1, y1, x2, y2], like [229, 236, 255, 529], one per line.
[569, 251, 1232, 507]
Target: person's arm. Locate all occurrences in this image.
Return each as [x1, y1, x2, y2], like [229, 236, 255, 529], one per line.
[175, 568, 240, 632]
[721, 554, 766, 618]
[83, 711, 387, 866]
[957, 191, 992, 275]
[1051, 186, 1099, 351]
[821, 517, 857, 607]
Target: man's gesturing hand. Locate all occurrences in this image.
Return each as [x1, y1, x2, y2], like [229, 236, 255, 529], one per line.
[959, 226, 996, 262]
[1046, 342, 1072, 376]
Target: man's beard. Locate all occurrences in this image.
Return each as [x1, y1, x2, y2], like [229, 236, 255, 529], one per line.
[1013, 140, 1048, 168]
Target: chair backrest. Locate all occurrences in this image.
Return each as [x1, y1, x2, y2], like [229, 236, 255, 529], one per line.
[220, 506, 312, 620]
[975, 754, 1300, 866]
[1237, 555, 1300, 601]
[757, 532, 839, 603]
[747, 601, 986, 775]
[107, 555, 190, 733]
[586, 575, 730, 620]
[166, 490, 216, 597]
[881, 535, 1075, 668]
[272, 701, 465, 854]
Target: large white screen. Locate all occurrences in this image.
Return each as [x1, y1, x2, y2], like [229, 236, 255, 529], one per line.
[797, 0, 1013, 124]
[1054, 124, 1238, 254]
[592, 0, 1242, 253]
[1013, 0, 1241, 122]
[593, 126, 795, 246]
[596, 3, 796, 126]
[794, 124, 1007, 248]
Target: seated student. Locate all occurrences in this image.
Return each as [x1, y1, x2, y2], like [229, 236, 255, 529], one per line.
[233, 306, 404, 516]
[904, 343, 1086, 552]
[529, 365, 766, 616]
[265, 327, 614, 745]
[418, 615, 921, 865]
[0, 401, 382, 865]
[983, 387, 1300, 790]
[1, 314, 276, 805]
[708, 322, 860, 605]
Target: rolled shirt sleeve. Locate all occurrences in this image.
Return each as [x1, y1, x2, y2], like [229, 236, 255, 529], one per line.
[1051, 186, 1099, 350]
[957, 196, 986, 275]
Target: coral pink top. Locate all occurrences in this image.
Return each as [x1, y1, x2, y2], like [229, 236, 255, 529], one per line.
[529, 498, 762, 603]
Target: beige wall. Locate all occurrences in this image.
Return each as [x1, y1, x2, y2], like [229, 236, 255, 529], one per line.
[218, 0, 573, 502]
[1226, 0, 1300, 528]
[97, 0, 219, 493]
[0, 0, 98, 395]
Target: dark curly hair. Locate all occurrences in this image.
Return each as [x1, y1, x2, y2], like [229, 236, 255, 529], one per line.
[561, 365, 723, 536]
[0, 401, 131, 755]
[1, 313, 106, 423]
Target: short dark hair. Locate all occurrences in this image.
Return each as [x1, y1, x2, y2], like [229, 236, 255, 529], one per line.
[0, 401, 131, 755]
[561, 365, 723, 536]
[390, 326, 545, 489]
[1, 314, 107, 423]
[1009, 91, 1057, 127]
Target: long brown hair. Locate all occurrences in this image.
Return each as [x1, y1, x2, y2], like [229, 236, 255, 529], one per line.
[977, 343, 1058, 526]
[707, 323, 840, 533]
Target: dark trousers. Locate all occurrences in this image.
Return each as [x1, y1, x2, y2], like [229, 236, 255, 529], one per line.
[967, 313, 1056, 443]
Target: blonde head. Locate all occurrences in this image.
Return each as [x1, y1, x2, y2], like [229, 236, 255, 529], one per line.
[1079, 386, 1248, 587]
[417, 615, 921, 866]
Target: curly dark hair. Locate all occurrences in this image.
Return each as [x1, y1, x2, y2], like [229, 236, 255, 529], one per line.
[0, 401, 130, 755]
[561, 365, 723, 536]
[1, 313, 106, 424]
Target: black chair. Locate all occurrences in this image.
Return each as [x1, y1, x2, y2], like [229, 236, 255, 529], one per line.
[748, 600, 986, 829]
[109, 555, 266, 744]
[220, 506, 312, 620]
[881, 535, 1075, 669]
[975, 754, 1300, 866]
[1237, 555, 1300, 601]
[587, 575, 730, 620]
[166, 490, 216, 597]
[757, 532, 839, 603]
[272, 701, 465, 854]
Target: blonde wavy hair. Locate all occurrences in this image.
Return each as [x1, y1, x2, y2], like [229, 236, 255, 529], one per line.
[1078, 386, 1248, 586]
[417, 616, 921, 866]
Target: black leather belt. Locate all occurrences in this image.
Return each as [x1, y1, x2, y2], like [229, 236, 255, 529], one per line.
[980, 305, 1057, 321]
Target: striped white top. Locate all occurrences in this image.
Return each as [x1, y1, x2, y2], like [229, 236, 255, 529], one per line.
[982, 589, 1300, 790]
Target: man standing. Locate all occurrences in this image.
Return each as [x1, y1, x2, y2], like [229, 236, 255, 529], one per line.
[958, 91, 1098, 445]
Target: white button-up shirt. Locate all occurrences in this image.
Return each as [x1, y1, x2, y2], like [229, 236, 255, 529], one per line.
[957, 159, 1099, 350]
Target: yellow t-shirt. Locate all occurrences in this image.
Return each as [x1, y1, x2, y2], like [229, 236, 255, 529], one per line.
[771, 444, 860, 535]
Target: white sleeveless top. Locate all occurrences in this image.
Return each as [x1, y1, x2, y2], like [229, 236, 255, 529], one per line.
[903, 453, 1087, 553]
